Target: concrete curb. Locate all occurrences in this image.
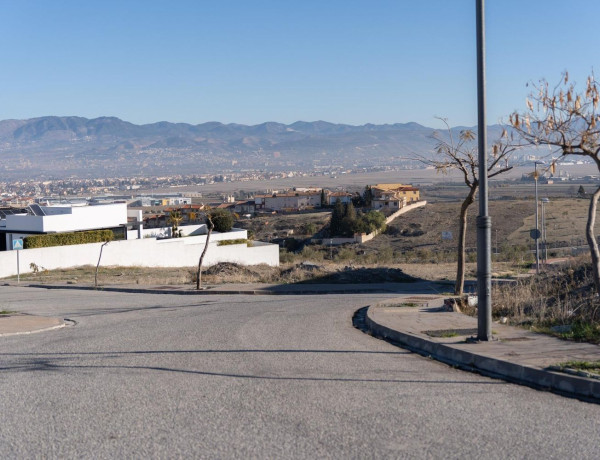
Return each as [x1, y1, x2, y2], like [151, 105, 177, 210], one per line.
[364, 303, 600, 402]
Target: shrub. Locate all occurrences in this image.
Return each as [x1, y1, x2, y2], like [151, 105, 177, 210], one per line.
[284, 237, 303, 252]
[335, 247, 356, 262]
[24, 229, 114, 249]
[354, 210, 387, 234]
[279, 249, 296, 264]
[300, 245, 324, 261]
[302, 222, 317, 235]
[210, 209, 234, 232]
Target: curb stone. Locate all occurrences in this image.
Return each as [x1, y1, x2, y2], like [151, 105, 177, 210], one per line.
[364, 302, 600, 402]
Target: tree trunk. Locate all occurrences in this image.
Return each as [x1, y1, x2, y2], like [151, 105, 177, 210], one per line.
[455, 187, 477, 296]
[95, 241, 109, 289]
[586, 185, 600, 293]
[196, 218, 214, 290]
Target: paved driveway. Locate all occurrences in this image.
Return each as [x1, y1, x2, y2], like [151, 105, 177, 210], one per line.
[1, 286, 599, 458]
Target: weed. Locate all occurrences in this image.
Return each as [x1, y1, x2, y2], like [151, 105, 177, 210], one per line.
[439, 331, 459, 338]
[556, 360, 600, 373]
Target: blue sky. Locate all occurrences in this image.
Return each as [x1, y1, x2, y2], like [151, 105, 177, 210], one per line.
[1, 0, 599, 128]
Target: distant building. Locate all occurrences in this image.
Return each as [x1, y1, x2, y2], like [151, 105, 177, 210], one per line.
[326, 191, 353, 206]
[254, 191, 321, 212]
[233, 200, 256, 215]
[371, 183, 420, 210]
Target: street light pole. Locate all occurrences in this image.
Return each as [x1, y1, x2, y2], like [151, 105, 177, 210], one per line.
[475, 0, 492, 341]
[541, 197, 550, 264]
[534, 162, 542, 274]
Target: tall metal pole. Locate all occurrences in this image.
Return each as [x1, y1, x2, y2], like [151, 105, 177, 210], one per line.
[476, 0, 492, 341]
[541, 197, 549, 264]
[534, 163, 540, 274]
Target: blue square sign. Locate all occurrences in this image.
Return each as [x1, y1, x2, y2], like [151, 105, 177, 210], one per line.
[12, 239, 23, 250]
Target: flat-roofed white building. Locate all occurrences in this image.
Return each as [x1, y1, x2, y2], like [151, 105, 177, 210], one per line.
[0, 203, 127, 251]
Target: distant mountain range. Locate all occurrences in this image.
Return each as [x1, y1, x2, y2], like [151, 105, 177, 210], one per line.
[0, 116, 510, 180]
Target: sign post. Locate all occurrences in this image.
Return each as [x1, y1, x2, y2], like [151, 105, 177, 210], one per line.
[12, 238, 23, 283]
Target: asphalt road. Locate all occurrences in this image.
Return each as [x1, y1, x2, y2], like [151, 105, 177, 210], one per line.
[1, 286, 599, 458]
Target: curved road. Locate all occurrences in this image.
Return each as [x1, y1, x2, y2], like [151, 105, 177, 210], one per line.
[1, 286, 599, 458]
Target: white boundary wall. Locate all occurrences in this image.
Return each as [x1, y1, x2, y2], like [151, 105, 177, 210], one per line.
[0, 229, 279, 278]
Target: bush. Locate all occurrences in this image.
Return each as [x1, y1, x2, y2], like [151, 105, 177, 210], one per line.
[24, 229, 114, 249]
[284, 237, 303, 252]
[302, 222, 317, 235]
[217, 239, 248, 246]
[300, 245, 324, 261]
[335, 247, 356, 262]
[210, 209, 234, 232]
[354, 210, 386, 234]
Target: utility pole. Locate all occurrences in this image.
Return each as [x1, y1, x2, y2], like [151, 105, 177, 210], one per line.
[475, 0, 492, 341]
[533, 161, 544, 274]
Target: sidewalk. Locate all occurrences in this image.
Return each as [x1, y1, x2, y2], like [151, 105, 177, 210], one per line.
[0, 313, 65, 337]
[364, 296, 600, 402]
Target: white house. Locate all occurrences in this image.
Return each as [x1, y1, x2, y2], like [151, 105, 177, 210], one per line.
[0, 203, 128, 251]
[254, 191, 321, 211]
[0, 202, 280, 277]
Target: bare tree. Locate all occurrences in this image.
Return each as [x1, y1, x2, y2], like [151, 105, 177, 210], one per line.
[95, 241, 110, 289]
[416, 118, 514, 295]
[196, 210, 214, 290]
[511, 72, 600, 291]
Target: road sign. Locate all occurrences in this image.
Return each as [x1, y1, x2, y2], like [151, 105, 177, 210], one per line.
[12, 238, 23, 250]
[529, 229, 541, 240]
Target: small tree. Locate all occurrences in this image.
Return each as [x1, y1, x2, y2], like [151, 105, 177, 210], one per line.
[320, 189, 327, 207]
[168, 210, 183, 238]
[511, 72, 600, 291]
[340, 202, 357, 236]
[416, 118, 514, 295]
[329, 198, 345, 237]
[578, 185, 587, 198]
[363, 185, 373, 208]
[354, 210, 386, 234]
[196, 210, 215, 290]
[94, 240, 110, 288]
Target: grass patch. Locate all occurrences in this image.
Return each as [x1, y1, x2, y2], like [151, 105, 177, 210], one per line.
[439, 331, 459, 338]
[0, 310, 16, 315]
[552, 360, 600, 378]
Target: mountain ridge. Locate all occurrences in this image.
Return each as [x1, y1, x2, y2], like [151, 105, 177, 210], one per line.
[0, 116, 509, 180]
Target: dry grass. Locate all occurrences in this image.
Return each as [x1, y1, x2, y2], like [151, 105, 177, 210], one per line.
[490, 257, 600, 343]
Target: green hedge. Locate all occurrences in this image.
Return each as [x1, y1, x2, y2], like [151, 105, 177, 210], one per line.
[217, 238, 248, 246]
[23, 229, 114, 249]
